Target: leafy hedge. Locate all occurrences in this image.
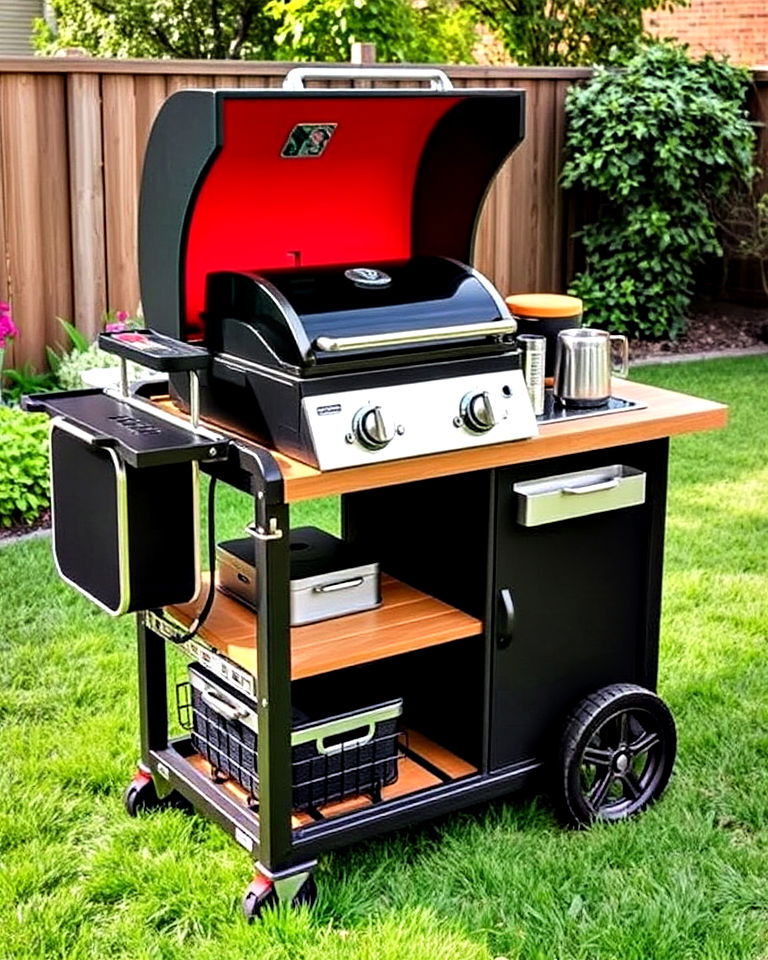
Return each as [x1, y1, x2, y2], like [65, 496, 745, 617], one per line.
[0, 406, 50, 528]
[562, 44, 756, 338]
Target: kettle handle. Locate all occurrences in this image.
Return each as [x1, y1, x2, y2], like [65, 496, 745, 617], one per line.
[610, 334, 629, 378]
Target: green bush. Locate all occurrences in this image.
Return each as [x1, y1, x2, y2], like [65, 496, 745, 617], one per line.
[562, 43, 756, 338]
[0, 406, 50, 528]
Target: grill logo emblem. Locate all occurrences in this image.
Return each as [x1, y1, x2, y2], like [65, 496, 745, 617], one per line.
[281, 123, 336, 158]
[344, 267, 392, 288]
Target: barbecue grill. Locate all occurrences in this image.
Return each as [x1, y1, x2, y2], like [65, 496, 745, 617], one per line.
[22, 66, 727, 923]
[136, 71, 537, 467]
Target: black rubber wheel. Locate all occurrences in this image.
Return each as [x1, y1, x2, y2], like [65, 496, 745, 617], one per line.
[554, 683, 676, 828]
[242, 873, 317, 921]
[123, 773, 190, 817]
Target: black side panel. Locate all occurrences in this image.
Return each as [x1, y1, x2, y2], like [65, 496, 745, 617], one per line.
[139, 90, 219, 340]
[51, 427, 198, 613]
[490, 440, 669, 770]
[125, 461, 197, 610]
[412, 94, 525, 264]
[51, 428, 121, 612]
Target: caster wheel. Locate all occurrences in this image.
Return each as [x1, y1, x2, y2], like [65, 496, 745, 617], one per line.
[123, 771, 190, 817]
[553, 683, 676, 828]
[242, 873, 317, 921]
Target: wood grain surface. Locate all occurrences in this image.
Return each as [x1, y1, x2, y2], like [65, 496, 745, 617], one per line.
[168, 573, 483, 680]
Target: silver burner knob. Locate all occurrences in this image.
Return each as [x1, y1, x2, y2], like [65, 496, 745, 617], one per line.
[353, 405, 396, 450]
[460, 390, 497, 433]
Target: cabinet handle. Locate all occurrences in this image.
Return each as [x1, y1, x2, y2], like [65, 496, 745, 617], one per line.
[498, 588, 515, 648]
[562, 478, 619, 495]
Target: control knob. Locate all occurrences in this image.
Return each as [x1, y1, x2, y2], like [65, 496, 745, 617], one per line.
[353, 405, 396, 450]
[460, 390, 497, 434]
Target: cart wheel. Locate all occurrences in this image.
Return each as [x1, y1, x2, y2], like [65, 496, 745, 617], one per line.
[554, 683, 676, 828]
[242, 872, 317, 921]
[123, 770, 189, 817]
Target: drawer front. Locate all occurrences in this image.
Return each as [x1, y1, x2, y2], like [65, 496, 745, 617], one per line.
[513, 464, 646, 527]
[489, 442, 668, 771]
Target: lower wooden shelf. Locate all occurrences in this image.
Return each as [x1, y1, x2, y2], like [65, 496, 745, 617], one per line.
[186, 729, 477, 829]
[168, 573, 482, 680]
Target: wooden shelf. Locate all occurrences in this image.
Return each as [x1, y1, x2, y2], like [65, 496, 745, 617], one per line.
[167, 574, 482, 680]
[186, 729, 478, 829]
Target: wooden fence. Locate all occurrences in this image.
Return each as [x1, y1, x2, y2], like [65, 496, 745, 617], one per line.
[0, 58, 592, 370]
[1, 57, 766, 370]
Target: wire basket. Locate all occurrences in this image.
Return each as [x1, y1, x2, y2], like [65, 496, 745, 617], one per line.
[178, 672, 402, 813]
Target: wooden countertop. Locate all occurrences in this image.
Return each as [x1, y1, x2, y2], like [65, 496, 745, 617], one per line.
[157, 378, 726, 502]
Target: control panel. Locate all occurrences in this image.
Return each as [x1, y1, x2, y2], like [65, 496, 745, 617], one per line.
[303, 369, 538, 470]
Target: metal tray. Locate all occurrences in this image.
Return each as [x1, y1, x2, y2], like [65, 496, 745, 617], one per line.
[538, 390, 645, 425]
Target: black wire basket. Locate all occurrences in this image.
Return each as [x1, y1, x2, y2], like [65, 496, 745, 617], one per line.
[178, 665, 402, 813]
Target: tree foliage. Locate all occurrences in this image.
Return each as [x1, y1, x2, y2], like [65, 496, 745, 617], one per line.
[35, 0, 281, 59]
[270, 0, 477, 64]
[561, 43, 755, 339]
[463, 0, 682, 66]
[34, 0, 477, 62]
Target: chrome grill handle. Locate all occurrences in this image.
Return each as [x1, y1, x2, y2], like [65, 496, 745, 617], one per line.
[283, 67, 453, 91]
[314, 319, 517, 353]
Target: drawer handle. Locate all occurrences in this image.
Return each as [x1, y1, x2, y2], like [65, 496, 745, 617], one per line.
[562, 478, 620, 495]
[317, 723, 376, 756]
[201, 688, 250, 722]
[313, 577, 364, 594]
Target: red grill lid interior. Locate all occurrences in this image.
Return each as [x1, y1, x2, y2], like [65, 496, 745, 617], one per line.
[138, 88, 525, 341]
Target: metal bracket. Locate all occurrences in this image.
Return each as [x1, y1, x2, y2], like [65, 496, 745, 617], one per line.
[144, 609, 187, 642]
[255, 859, 318, 903]
[246, 517, 283, 542]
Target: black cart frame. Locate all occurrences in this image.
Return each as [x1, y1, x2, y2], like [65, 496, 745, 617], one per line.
[133, 421, 670, 895]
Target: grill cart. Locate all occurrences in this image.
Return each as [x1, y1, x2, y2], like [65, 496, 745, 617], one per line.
[26, 68, 727, 919]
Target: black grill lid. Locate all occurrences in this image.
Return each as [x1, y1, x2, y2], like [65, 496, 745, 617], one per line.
[205, 256, 514, 370]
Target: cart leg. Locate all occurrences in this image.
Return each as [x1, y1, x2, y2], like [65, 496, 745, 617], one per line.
[123, 616, 188, 814]
[123, 762, 192, 817]
[242, 861, 318, 921]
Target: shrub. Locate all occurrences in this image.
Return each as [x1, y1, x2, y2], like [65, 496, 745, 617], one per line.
[0, 406, 50, 528]
[562, 43, 756, 338]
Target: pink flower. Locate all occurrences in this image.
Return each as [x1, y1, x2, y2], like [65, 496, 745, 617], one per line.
[106, 321, 126, 333]
[0, 306, 18, 350]
[115, 310, 129, 323]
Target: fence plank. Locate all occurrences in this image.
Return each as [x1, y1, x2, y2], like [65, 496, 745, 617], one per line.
[102, 73, 140, 315]
[68, 72, 106, 341]
[0, 73, 48, 370]
[36, 74, 74, 352]
[0, 81, 9, 370]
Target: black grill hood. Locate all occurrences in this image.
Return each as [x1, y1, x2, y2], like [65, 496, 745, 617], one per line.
[204, 256, 516, 373]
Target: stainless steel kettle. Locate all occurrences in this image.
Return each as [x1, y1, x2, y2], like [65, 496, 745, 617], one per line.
[553, 328, 629, 407]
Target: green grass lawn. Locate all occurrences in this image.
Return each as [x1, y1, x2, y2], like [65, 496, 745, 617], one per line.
[1, 355, 767, 960]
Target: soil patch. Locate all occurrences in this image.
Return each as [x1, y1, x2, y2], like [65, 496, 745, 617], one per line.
[629, 300, 768, 361]
[0, 510, 51, 544]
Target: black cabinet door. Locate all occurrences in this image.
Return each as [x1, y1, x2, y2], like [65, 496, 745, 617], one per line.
[489, 441, 668, 771]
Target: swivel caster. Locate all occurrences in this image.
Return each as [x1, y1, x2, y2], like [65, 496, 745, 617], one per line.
[553, 682, 677, 828]
[242, 871, 317, 921]
[123, 768, 190, 817]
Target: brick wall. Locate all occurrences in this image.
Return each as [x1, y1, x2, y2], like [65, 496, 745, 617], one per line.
[646, 0, 768, 65]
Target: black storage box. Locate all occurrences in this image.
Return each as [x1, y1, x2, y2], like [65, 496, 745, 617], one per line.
[186, 664, 401, 810]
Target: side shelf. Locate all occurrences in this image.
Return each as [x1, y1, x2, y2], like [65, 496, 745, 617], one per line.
[167, 573, 483, 680]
